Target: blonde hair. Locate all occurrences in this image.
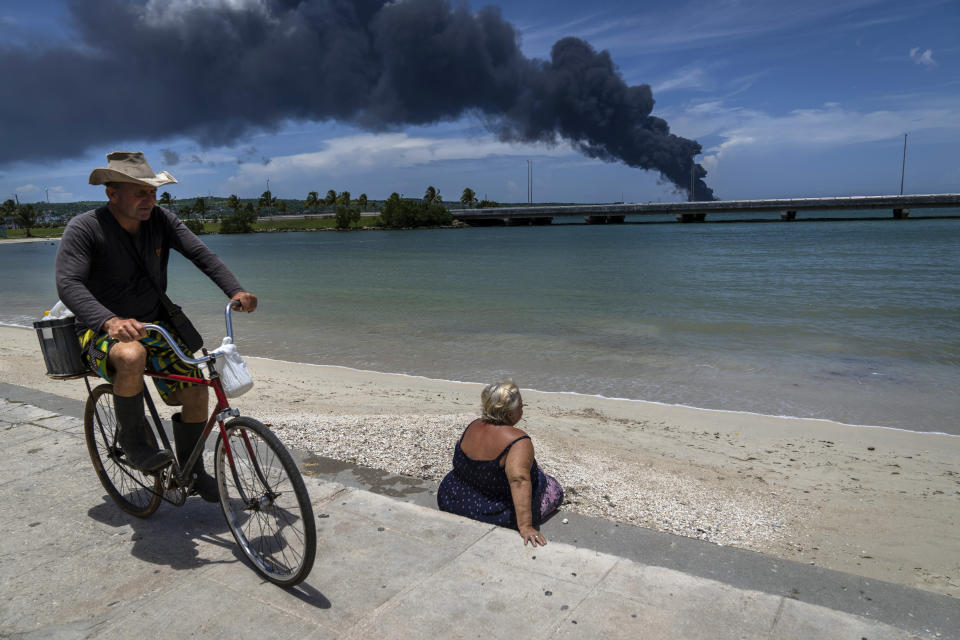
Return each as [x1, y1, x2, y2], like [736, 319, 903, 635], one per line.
[481, 379, 521, 425]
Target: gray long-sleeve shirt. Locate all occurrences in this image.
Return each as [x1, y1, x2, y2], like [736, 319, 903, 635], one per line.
[56, 206, 244, 333]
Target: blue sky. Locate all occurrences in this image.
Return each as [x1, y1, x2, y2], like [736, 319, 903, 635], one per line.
[1, 0, 957, 205]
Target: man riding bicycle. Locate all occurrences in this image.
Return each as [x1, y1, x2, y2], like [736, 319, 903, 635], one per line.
[55, 151, 257, 502]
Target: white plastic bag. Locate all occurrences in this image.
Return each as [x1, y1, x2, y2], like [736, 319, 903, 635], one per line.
[44, 300, 74, 319]
[211, 337, 254, 398]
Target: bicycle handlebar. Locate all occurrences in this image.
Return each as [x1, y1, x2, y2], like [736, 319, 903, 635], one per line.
[141, 324, 211, 365]
[224, 299, 240, 342]
[142, 300, 242, 366]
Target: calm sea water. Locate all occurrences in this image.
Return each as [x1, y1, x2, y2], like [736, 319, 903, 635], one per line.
[3, 212, 959, 434]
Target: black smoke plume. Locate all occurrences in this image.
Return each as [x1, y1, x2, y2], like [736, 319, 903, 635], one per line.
[1, 0, 715, 200]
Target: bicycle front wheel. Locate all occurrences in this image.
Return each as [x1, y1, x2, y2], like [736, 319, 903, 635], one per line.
[83, 383, 163, 518]
[215, 416, 316, 587]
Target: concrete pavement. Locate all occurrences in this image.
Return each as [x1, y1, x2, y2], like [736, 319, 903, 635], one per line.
[0, 389, 954, 639]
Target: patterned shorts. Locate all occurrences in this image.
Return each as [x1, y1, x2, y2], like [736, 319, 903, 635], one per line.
[79, 321, 203, 405]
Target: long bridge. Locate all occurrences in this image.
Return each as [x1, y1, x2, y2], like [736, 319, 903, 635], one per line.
[449, 193, 960, 225]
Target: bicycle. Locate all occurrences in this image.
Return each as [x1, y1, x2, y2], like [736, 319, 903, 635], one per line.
[80, 302, 316, 587]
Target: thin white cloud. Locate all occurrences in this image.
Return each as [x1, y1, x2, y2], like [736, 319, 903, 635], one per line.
[48, 186, 74, 202]
[653, 67, 710, 94]
[10, 182, 75, 203]
[672, 99, 960, 170]
[517, 11, 607, 52]
[224, 132, 574, 189]
[909, 47, 936, 67]
[521, 0, 892, 57]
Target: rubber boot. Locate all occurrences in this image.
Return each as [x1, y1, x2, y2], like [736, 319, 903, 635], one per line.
[114, 392, 174, 473]
[172, 413, 218, 502]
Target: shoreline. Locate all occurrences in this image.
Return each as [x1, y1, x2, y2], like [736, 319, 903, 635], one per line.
[1, 324, 958, 599]
[249, 353, 960, 438]
[7, 320, 953, 438]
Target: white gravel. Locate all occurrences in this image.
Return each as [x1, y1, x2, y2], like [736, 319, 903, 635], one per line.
[261, 410, 793, 549]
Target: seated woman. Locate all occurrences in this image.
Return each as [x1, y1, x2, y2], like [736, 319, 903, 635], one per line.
[437, 380, 563, 546]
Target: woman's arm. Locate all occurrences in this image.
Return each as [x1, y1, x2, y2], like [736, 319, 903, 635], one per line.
[504, 438, 547, 547]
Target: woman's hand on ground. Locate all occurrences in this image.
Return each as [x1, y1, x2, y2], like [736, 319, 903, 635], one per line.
[519, 525, 546, 547]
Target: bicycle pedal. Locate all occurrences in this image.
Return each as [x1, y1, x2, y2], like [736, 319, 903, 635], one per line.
[146, 460, 174, 476]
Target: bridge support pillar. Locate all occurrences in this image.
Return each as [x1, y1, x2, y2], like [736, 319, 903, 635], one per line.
[893, 208, 910, 219]
[676, 213, 706, 223]
[781, 210, 797, 221]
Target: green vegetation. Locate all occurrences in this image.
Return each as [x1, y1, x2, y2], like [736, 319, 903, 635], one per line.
[258, 190, 277, 211]
[379, 192, 452, 228]
[460, 187, 477, 207]
[0, 226, 63, 239]
[252, 216, 347, 231]
[333, 191, 362, 229]
[0, 183, 473, 240]
[221, 203, 258, 233]
[2, 200, 41, 237]
[183, 219, 206, 235]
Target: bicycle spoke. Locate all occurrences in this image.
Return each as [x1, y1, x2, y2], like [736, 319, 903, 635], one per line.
[216, 417, 315, 586]
[84, 384, 163, 518]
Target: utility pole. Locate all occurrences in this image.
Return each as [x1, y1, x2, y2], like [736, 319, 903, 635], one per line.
[689, 156, 695, 202]
[527, 160, 532, 204]
[899, 133, 907, 196]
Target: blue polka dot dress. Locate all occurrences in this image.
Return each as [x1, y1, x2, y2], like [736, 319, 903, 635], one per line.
[437, 425, 549, 528]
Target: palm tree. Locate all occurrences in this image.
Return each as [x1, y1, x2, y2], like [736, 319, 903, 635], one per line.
[357, 193, 368, 211]
[192, 197, 207, 220]
[324, 189, 337, 206]
[424, 185, 442, 203]
[460, 187, 477, 208]
[226, 194, 241, 214]
[305, 191, 319, 211]
[14, 204, 38, 237]
[159, 192, 172, 207]
[1, 198, 15, 225]
[257, 190, 276, 211]
[337, 190, 351, 206]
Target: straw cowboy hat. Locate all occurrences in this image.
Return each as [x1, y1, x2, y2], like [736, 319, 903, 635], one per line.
[88, 151, 178, 187]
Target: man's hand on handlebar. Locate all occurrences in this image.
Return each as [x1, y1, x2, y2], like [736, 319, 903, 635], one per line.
[230, 291, 258, 313]
[103, 317, 147, 342]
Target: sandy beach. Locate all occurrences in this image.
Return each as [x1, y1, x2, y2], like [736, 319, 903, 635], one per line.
[2, 324, 957, 599]
[0, 237, 59, 244]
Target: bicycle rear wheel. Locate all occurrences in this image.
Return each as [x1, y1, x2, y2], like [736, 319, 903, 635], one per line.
[83, 383, 163, 518]
[215, 416, 316, 587]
